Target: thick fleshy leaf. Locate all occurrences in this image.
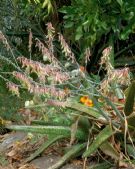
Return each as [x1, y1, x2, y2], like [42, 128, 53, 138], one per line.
[66, 101, 102, 119]
[25, 135, 65, 163]
[124, 81, 135, 116]
[6, 125, 87, 141]
[48, 143, 86, 169]
[89, 162, 112, 169]
[83, 125, 114, 157]
[100, 141, 120, 160]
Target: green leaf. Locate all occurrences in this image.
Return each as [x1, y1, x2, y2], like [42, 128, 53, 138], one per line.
[83, 125, 114, 158]
[120, 31, 132, 40]
[76, 26, 82, 33]
[42, 0, 48, 8]
[113, 83, 124, 100]
[33, 0, 40, 4]
[64, 22, 74, 28]
[116, 0, 123, 6]
[6, 125, 87, 141]
[59, 8, 67, 14]
[75, 26, 83, 40]
[127, 144, 135, 159]
[48, 143, 86, 169]
[100, 141, 120, 160]
[66, 101, 102, 119]
[47, 3, 53, 14]
[89, 162, 112, 169]
[75, 33, 83, 41]
[124, 81, 135, 116]
[127, 117, 135, 128]
[25, 135, 65, 163]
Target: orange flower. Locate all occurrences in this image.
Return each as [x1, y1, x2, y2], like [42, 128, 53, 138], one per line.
[80, 96, 89, 103]
[80, 96, 94, 107]
[84, 99, 93, 107]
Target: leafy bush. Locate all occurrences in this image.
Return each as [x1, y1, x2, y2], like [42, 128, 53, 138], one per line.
[60, 0, 135, 44]
[59, 0, 135, 68]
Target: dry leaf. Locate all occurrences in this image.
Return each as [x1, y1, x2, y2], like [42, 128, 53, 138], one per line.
[0, 164, 15, 169]
[18, 164, 37, 169]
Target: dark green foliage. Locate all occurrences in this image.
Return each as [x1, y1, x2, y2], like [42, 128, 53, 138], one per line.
[60, 0, 135, 45]
[0, 80, 31, 122]
[124, 81, 135, 116]
[59, 0, 135, 68]
[1, 0, 135, 71]
[0, 88, 21, 121]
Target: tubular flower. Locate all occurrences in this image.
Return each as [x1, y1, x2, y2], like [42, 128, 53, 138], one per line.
[80, 96, 94, 107]
[80, 96, 89, 103]
[84, 99, 93, 107]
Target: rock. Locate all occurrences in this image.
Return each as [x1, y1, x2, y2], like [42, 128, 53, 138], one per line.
[0, 132, 26, 153]
[30, 155, 82, 169]
[30, 155, 60, 169]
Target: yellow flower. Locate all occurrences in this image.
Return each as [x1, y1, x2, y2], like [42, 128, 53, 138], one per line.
[80, 96, 89, 103]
